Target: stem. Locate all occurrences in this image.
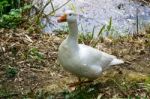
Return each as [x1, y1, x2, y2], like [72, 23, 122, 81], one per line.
[48, 0, 72, 16]
[136, 8, 139, 34]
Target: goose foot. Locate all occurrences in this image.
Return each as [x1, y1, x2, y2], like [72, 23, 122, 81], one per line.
[68, 78, 93, 87]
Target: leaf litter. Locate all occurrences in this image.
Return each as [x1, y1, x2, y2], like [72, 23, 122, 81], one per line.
[0, 28, 150, 98]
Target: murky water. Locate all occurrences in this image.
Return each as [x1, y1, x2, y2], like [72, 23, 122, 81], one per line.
[33, 0, 150, 36]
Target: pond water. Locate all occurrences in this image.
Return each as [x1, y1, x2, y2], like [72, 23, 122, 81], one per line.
[33, 0, 150, 36]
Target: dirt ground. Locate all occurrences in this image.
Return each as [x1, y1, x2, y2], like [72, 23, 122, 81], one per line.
[134, 0, 150, 5]
[0, 28, 150, 98]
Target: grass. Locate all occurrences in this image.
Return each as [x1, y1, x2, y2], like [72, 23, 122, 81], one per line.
[78, 17, 120, 48]
[5, 66, 18, 78]
[27, 47, 44, 62]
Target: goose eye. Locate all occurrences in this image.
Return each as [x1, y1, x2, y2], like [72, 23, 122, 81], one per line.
[69, 14, 72, 16]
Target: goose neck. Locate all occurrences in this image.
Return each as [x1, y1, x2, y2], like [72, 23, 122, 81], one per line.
[67, 21, 78, 45]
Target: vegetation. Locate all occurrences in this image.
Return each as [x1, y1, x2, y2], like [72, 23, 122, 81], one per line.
[0, 0, 150, 99]
[0, 0, 31, 28]
[78, 17, 117, 47]
[27, 47, 44, 62]
[5, 66, 18, 78]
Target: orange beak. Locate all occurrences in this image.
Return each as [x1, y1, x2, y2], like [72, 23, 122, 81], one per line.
[57, 14, 67, 23]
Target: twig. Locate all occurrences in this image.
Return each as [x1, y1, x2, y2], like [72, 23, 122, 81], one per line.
[50, 0, 55, 15]
[136, 8, 139, 34]
[48, 0, 72, 16]
[32, 0, 53, 23]
[25, 34, 33, 42]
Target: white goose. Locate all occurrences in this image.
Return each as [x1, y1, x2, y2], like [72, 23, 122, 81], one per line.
[58, 10, 124, 81]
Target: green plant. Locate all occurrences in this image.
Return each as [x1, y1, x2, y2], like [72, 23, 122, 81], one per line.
[0, 86, 19, 99]
[78, 17, 119, 47]
[0, 0, 31, 28]
[27, 48, 44, 62]
[5, 66, 18, 78]
[105, 17, 120, 38]
[78, 26, 95, 45]
[107, 17, 112, 32]
[29, 0, 72, 33]
[143, 76, 150, 92]
[0, 0, 10, 16]
[0, 9, 22, 28]
[0, 0, 24, 16]
[78, 24, 106, 47]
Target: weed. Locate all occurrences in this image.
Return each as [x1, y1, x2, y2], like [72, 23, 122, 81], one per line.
[0, 0, 10, 16]
[27, 48, 44, 62]
[106, 17, 112, 32]
[0, 4, 31, 28]
[78, 32, 95, 45]
[5, 66, 18, 78]
[78, 17, 116, 47]
[0, 0, 26, 16]
[78, 25, 105, 47]
[0, 87, 19, 99]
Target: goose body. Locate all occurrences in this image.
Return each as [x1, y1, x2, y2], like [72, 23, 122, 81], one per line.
[58, 10, 124, 79]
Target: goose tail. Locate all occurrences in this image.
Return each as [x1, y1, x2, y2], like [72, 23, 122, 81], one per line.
[109, 58, 124, 66]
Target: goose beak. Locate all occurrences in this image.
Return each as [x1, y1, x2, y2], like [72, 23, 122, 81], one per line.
[57, 14, 67, 23]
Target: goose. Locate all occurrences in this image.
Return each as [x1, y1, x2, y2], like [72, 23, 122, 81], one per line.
[57, 10, 124, 84]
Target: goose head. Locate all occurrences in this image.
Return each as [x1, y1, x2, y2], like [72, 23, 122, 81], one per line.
[57, 10, 77, 23]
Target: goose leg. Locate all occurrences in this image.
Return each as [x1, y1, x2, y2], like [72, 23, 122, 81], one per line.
[68, 77, 93, 87]
[67, 77, 82, 87]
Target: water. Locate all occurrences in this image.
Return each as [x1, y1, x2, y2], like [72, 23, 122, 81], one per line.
[33, 0, 150, 36]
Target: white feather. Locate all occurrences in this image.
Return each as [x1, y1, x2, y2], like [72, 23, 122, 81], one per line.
[58, 10, 124, 79]
[109, 59, 124, 66]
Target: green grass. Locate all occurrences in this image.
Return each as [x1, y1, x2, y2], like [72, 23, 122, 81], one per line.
[27, 47, 44, 62]
[5, 66, 18, 78]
